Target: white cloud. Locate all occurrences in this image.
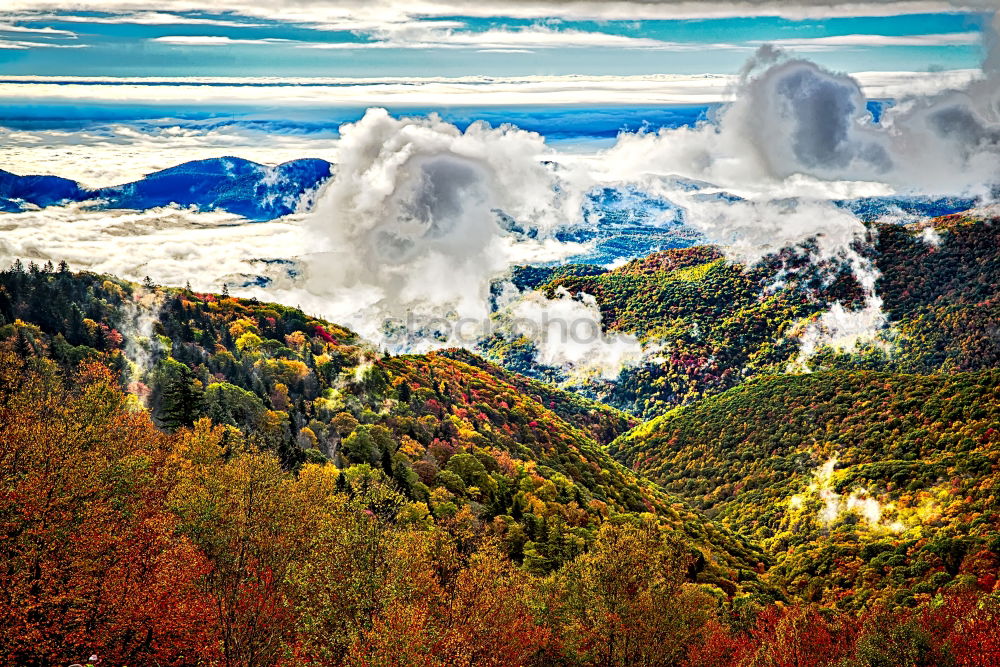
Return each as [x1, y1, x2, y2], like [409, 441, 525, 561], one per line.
[287, 108, 589, 346]
[791, 457, 903, 532]
[0, 69, 977, 109]
[0, 1, 995, 29]
[0, 23, 76, 36]
[150, 35, 295, 45]
[0, 204, 303, 294]
[598, 51, 999, 196]
[762, 31, 981, 50]
[794, 297, 889, 367]
[296, 26, 697, 50]
[499, 287, 645, 381]
[0, 38, 85, 49]
[20, 11, 266, 27]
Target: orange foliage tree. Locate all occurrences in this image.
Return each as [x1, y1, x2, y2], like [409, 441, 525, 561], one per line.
[0, 347, 218, 666]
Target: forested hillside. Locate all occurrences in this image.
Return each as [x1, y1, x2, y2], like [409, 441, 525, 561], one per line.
[0, 348, 737, 666]
[5, 339, 999, 667]
[3, 213, 1000, 666]
[603, 215, 1000, 615]
[611, 371, 1000, 609]
[489, 213, 1000, 418]
[813, 215, 1000, 373]
[0, 262, 766, 586]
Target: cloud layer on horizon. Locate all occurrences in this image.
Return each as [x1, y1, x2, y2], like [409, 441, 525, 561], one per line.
[0, 68, 978, 108]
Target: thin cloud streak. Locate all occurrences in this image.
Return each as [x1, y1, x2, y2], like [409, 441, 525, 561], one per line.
[0, 39, 86, 49]
[16, 11, 267, 27]
[1, 0, 996, 26]
[0, 70, 979, 107]
[157, 27, 721, 51]
[762, 31, 981, 49]
[0, 23, 77, 36]
[151, 35, 296, 45]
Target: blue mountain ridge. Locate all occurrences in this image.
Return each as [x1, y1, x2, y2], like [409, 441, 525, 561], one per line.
[0, 157, 333, 221]
[0, 156, 976, 239]
[0, 171, 85, 212]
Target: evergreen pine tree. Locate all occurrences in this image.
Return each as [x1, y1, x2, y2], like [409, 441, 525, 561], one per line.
[14, 328, 33, 358]
[159, 361, 204, 429]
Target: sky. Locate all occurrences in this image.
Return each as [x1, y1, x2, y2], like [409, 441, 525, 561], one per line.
[0, 4, 991, 79]
[0, 1, 991, 146]
[0, 1, 994, 183]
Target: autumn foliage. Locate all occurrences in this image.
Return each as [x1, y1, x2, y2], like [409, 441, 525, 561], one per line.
[3, 346, 998, 666]
[3, 214, 1000, 666]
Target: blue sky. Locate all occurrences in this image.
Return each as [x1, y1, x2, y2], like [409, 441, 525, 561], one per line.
[0, 7, 990, 77]
[0, 1, 994, 185]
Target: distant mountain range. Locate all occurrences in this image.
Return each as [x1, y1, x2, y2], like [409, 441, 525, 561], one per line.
[558, 179, 977, 265]
[836, 194, 979, 222]
[0, 156, 979, 234]
[0, 157, 333, 221]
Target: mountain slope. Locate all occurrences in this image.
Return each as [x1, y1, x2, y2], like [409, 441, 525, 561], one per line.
[610, 370, 1000, 608]
[0, 157, 333, 220]
[487, 213, 1000, 419]
[0, 169, 85, 211]
[485, 244, 863, 417]
[0, 262, 767, 588]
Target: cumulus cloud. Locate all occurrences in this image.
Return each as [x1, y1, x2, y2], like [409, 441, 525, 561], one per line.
[600, 18, 1000, 198]
[279, 108, 590, 348]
